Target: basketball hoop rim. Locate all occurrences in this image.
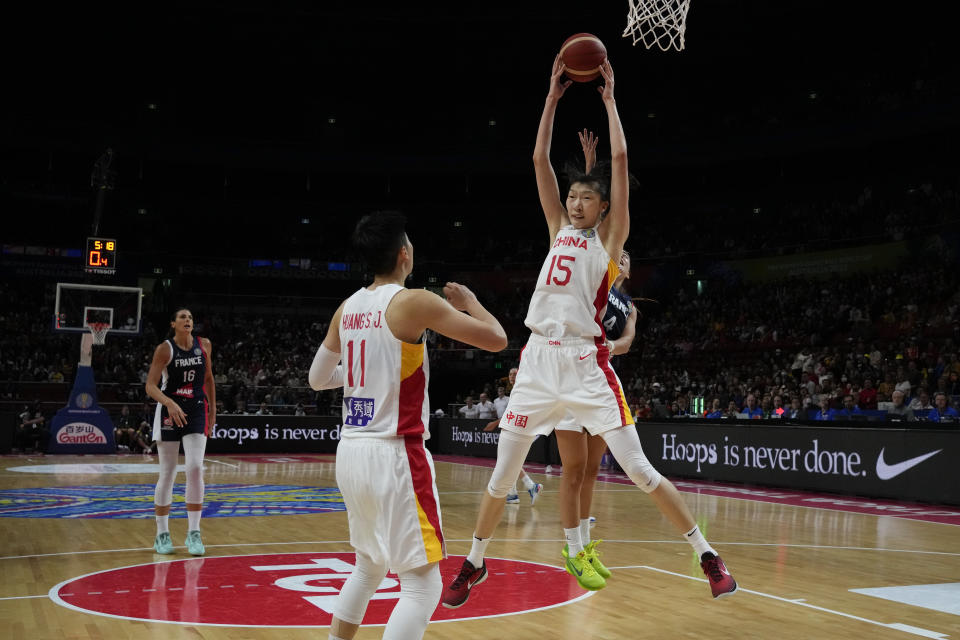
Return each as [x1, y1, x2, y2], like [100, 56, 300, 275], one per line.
[87, 322, 111, 345]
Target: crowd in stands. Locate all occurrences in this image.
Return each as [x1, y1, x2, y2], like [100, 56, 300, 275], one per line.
[450, 245, 960, 425]
[2, 182, 958, 452]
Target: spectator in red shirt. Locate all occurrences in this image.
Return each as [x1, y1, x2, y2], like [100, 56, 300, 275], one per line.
[858, 378, 878, 410]
[634, 399, 652, 420]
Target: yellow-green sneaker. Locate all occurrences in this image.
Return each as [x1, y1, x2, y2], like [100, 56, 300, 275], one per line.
[185, 529, 205, 556]
[562, 544, 606, 591]
[153, 531, 174, 554]
[584, 540, 611, 579]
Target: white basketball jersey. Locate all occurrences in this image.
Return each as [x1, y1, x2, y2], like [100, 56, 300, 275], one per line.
[338, 284, 431, 440]
[524, 225, 620, 339]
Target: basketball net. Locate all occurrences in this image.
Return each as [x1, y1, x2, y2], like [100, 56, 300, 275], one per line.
[623, 0, 691, 51]
[89, 322, 110, 346]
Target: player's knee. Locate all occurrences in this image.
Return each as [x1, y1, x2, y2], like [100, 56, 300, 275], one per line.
[397, 564, 442, 624]
[561, 460, 587, 483]
[333, 555, 388, 624]
[584, 462, 601, 481]
[399, 564, 442, 605]
[487, 480, 510, 499]
[487, 462, 517, 498]
[621, 455, 662, 493]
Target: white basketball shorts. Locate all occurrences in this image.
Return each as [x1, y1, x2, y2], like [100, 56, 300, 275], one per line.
[336, 435, 445, 573]
[500, 334, 634, 438]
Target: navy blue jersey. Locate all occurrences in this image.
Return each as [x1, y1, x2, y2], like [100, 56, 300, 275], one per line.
[602, 287, 633, 341]
[161, 337, 208, 404]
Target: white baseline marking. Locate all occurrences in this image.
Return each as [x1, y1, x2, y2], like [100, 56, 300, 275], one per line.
[614, 564, 949, 639]
[206, 459, 240, 469]
[3, 538, 958, 562]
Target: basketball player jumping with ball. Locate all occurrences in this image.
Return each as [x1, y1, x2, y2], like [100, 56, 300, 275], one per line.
[309, 211, 507, 640]
[442, 54, 737, 607]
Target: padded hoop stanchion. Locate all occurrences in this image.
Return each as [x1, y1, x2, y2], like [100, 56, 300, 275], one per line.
[79, 333, 94, 367]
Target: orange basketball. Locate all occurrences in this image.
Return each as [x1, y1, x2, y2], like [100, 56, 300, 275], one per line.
[559, 33, 607, 83]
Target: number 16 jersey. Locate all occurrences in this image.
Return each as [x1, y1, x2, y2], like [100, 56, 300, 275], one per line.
[525, 225, 620, 340]
[338, 284, 431, 440]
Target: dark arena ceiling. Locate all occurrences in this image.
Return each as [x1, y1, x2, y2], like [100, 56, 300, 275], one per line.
[3, 1, 958, 256]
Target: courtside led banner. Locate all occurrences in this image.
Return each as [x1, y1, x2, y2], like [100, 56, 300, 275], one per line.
[207, 415, 344, 454]
[632, 423, 958, 505]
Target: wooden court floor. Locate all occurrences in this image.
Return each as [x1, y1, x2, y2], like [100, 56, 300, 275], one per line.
[0, 452, 957, 640]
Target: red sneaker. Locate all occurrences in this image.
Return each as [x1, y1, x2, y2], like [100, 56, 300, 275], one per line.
[700, 553, 737, 598]
[441, 559, 488, 609]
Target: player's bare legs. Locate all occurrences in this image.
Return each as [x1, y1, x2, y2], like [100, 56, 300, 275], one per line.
[442, 430, 534, 608]
[472, 492, 508, 540]
[601, 424, 738, 597]
[330, 618, 359, 640]
[579, 434, 607, 519]
[555, 430, 588, 530]
[574, 433, 612, 578]
[557, 430, 611, 581]
[648, 477, 697, 531]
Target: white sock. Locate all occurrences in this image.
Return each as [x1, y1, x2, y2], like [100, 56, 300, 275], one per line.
[684, 525, 715, 558]
[520, 473, 535, 490]
[509, 485, 518, 495]
[187, 509, 202, 530]
[466, 534, 491, 568]
[155, 514, 169, 535]
[565, 526, 583, 555]
[580, 518, 591, 546]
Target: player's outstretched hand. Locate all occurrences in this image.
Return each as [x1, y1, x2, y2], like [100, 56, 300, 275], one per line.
[579, 128, 598, 173]
[597, 59, 615, 101]
[443, 282, 479, 311]
[549, 54, 573, 100]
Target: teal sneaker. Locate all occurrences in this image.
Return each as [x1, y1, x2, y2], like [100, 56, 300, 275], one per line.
[153, 531, 174, 554]
[185, 529, 205, 556]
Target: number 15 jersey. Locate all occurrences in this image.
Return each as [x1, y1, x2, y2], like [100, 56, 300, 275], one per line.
[338, 284, 431, 440]
[525, 225, 620, 340]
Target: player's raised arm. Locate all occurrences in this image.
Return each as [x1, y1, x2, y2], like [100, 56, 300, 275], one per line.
[579, 128, 598, 175]
[392, 285, 507, 353]
[610, 306, 637, 356]
[534, 55, 572, 241]
[596, 60, 630, 259]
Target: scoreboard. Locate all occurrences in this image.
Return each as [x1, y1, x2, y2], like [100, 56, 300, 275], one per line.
[85, 237, 117, 275]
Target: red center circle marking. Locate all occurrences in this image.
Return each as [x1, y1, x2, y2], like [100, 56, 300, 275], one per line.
[50, 552, 592, 627]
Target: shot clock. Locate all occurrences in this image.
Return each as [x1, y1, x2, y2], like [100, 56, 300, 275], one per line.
[85, 237, 117, 275]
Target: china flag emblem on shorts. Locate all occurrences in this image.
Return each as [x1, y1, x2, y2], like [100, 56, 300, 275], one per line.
[505, 412, 527, 428]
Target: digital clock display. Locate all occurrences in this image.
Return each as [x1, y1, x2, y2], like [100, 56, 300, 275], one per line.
[85, 237, 117, 274]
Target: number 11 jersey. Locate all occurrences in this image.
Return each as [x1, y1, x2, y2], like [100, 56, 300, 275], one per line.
[525, 225, 620, 340]
[338, 284, 431, 440]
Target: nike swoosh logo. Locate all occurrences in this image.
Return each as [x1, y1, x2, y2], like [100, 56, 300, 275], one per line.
[875, 447, 942, 480]
[579, 354, 591, 361]
[573, 566, 583, 576]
